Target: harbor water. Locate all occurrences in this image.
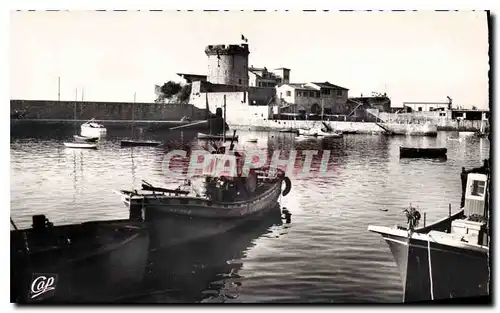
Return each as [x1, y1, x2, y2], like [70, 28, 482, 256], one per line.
[10, 125, 490, 303]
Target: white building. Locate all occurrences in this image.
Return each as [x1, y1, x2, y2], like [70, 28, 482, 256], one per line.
[276, 82, 349, 114]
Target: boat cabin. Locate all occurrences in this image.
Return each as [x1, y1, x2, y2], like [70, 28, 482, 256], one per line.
[451, 173, 489, 246]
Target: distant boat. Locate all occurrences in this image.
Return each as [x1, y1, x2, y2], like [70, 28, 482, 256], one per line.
[120, 93, 161, 148]
[279, 128, 299, 134]
[81, 119, 107, 138]
[197, 132, 239, 141]
[298, 127, 342, 138]
[73, 135, 99, 143]
[447, 137, 463, 142]
[400, 147, 447, 159]
[64, 142, 98, 149]
[247, 138, 258, 143]
[120, 140, 161, 147]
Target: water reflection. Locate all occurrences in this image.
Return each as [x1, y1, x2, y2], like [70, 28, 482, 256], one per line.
[125, 207, 284, 303]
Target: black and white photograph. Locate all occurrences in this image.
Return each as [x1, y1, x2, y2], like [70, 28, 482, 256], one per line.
[8, 6, 493, 305]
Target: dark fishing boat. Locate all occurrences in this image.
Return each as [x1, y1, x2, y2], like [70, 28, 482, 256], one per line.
[368, 159, 490, 303]
[115, 137, 292, 250]
[10, 215, 150, 303]
[399, 147, 447, 159]
[120, 140, 162, 147]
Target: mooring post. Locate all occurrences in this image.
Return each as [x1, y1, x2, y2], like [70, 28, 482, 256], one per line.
[449, 203, 451, 217]
[423, 212, 426, 227]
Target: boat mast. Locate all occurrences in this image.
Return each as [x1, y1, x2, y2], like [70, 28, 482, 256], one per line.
[131, 92, 136, 139]
[74, 88, 77, 131]
[223, 94, 226, 142]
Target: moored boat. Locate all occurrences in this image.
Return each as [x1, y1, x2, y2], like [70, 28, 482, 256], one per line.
[297, 126, 342, 138]
[399, 147, 447, 159]
[10, 215, 150, 303]
[115, 140, 292, 250]
[120, 140, 162, 148]
[64, 142, 98, 149]
[81, 119, 107, 138]
[197, 132, 239, 141]
[368, 160, 491, 303]
[73, 135, 99, 143]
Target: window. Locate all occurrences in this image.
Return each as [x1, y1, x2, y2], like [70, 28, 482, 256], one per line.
[471, 180, 486, 197]
[239, 79, 242, 85]
[322, 89, 331, 95]
[418, 107, 422, 111]
[286, 91, 291, 97]
[316, 92, 320, 98]
[429, 107, 433, 111]
[439, 112, 446, 117]
[336, 90, 343, 97]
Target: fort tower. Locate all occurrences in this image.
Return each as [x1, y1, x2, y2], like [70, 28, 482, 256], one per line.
[205, 44, 250, 86]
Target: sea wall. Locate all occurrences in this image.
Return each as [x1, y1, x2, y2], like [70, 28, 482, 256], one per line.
[229, 119, 438, 135]
[373, 110, 489, 132]
[10, 100, 207, 121]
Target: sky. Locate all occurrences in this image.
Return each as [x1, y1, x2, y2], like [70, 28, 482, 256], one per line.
[9, 10, 490, 109]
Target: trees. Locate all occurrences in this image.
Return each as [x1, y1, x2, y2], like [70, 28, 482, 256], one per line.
[156, 81, 192, 103]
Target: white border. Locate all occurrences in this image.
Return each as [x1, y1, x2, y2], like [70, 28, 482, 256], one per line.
[3, 1, 499, 312]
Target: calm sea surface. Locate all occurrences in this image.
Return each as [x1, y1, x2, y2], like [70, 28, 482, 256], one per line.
[10, 124, 490, 303]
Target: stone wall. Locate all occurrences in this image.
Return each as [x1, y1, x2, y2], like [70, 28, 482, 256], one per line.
[10, 100, 208, 121]
[371, 110, 490, 132]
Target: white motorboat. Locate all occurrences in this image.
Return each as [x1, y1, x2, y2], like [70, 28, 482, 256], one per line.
[81, 119, 107, 138]
[64, 142, 98, 149]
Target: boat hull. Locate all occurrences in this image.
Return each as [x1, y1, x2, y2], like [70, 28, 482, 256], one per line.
[369, 222, 490, 303]
[122, 179, 283, 249]
[145, 203, 281, 250]
[381, 231, 489, 302]
[399, 147, 447, 159]
[120, 140, 161, 147]
[10, 220, 150, 303]
[64, 143, 97, 149]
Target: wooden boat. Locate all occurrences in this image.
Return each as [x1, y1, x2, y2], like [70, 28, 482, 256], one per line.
[63, 142, 97, 149]
[197, 132, 239, 141]
[399, 147, 447, 159]
[115, 137, 292, 250]
[368, 160, 490, 303]
[73, 135, 99, 143]
[10, 215, 149, 303]
[120, 140, 162, 147]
